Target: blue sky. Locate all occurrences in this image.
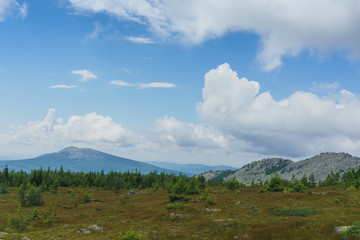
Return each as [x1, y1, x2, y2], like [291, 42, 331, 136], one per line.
[1, 0, 360, 167]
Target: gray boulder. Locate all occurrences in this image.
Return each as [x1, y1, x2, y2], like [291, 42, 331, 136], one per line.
[334, 226, 351, 233]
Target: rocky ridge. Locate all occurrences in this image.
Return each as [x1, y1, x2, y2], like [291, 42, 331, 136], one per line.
[201, 152, 360, 185]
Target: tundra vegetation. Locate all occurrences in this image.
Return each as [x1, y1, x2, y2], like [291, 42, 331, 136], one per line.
[1, 166, 360, 239]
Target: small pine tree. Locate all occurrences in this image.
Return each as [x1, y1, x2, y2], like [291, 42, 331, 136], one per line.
[0, 183, 9, 194]
[197, 175, 206, 190]
[300, 174, 308, 187]
[28, 207, 41, 221]
[172, 176, 188, 195]
[267, 173, 284, 192]
[186, 178, 199, 195]
[289, 180, 306, 192]
[17, 184, 26, 207]
[224, 177, 240, 190]
[25, 187, 44, 206]
[308, 172, 316, 188]
[290, 173, 297, 184]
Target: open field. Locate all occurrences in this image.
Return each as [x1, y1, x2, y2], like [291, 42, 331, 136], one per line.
[0, 186, 359, 239]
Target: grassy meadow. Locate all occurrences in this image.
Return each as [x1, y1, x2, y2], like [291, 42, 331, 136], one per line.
[0, 186, 359, 239]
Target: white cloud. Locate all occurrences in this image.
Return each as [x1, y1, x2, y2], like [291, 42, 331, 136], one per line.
[109, 80, 176, 89]
[125, 36, 154, 44]
[139, 82, 175, 89]
[72, 69, 97, 82]
[197, 63, 360, 156]
[109, 80, 134, 87]
[149, 116, 228, 151]
[2, 109, 137, 148]
[67, 0, 360, 70]
[49, 85, 78, 89]
[0, 0, 27, 21]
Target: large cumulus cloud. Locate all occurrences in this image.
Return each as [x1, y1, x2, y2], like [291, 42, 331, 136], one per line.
[197, 63, 360, 156]
[1, 109, 137, 148]
[67, 0, 360, 70]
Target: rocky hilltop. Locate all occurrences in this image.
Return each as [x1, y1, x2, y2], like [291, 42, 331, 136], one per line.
[202, 152, 360, 185]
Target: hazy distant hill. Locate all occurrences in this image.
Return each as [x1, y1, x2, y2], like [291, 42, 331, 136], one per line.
[148, 161, 237, 175]
[0, 147, 185, 175]
[201, 152, 360, 185]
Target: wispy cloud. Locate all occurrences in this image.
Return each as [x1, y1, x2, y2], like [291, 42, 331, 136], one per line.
[109, 80, 134, 87]
[0, 0, 28, 21]
[311, 82, 340, 93]
[72, 69, 97, 82]
[125, 36, 154, 44]
[110, 80, 176, 89]
[16, 1, 27, 19]
[121, 67, 131, 74]
[139, 82, 176, 89]
[49, 85, 78, 89]
[85, 22, 106, 41]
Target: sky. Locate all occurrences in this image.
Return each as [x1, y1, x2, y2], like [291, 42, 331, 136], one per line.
[1, 0, 360, 167]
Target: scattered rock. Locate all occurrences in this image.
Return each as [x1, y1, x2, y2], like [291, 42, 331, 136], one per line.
[334, 226, 351, 233]
[127, 190, 139, 195]
[200, 208, 221, 212]
[77, 229, 90, 234]
[22, 237, 31, 240]
[215, 218, 236, 222]
[170, 213, 182, 217]
[0, 232, 7, 236]
[311, 192, 327, 195]
[88, 224, 104, 231]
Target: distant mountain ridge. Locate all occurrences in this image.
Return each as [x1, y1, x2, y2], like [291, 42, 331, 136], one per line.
[148, 161, 237, 175]
[201, 152, 360, 185]
[0, 147, 187, 175]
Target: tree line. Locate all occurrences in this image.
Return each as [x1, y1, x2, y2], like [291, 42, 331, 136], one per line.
[0, 165, 208, 192]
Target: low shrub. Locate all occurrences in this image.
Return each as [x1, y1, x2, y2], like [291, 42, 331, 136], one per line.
[288, 180, 306, 193]
[206, 197, 216, 205]
[223, 177, 240, 190]
[270, 207, 321, 217]
[198, 194, 208, 201]
[80, 193, 91, 204]
[167, 193, 184, 202]
[341, 221, 360, 239]
[114, 228, 142, 240]
[8, 214, 28, 231]
[166, 202, 185, 209]
[0, 183, 9, 194]
[17, 185, 26, 207]
[28, 207, 41, 221]
[43, 206, 55, 224]
[26, 187, 44, 206]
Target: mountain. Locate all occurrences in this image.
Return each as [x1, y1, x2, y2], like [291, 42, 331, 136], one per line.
[0, 146, 187, 175]
[148, 161, 237, 175]
[201, 152, 360, 185]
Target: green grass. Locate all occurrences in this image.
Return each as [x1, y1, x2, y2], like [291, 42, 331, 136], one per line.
[270, 207, 322, 217]
[165, 203, 185, 209]
[0, 186, 357, 239]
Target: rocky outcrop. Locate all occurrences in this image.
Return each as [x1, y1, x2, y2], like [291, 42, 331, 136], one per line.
[203, 152, 360, 185]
